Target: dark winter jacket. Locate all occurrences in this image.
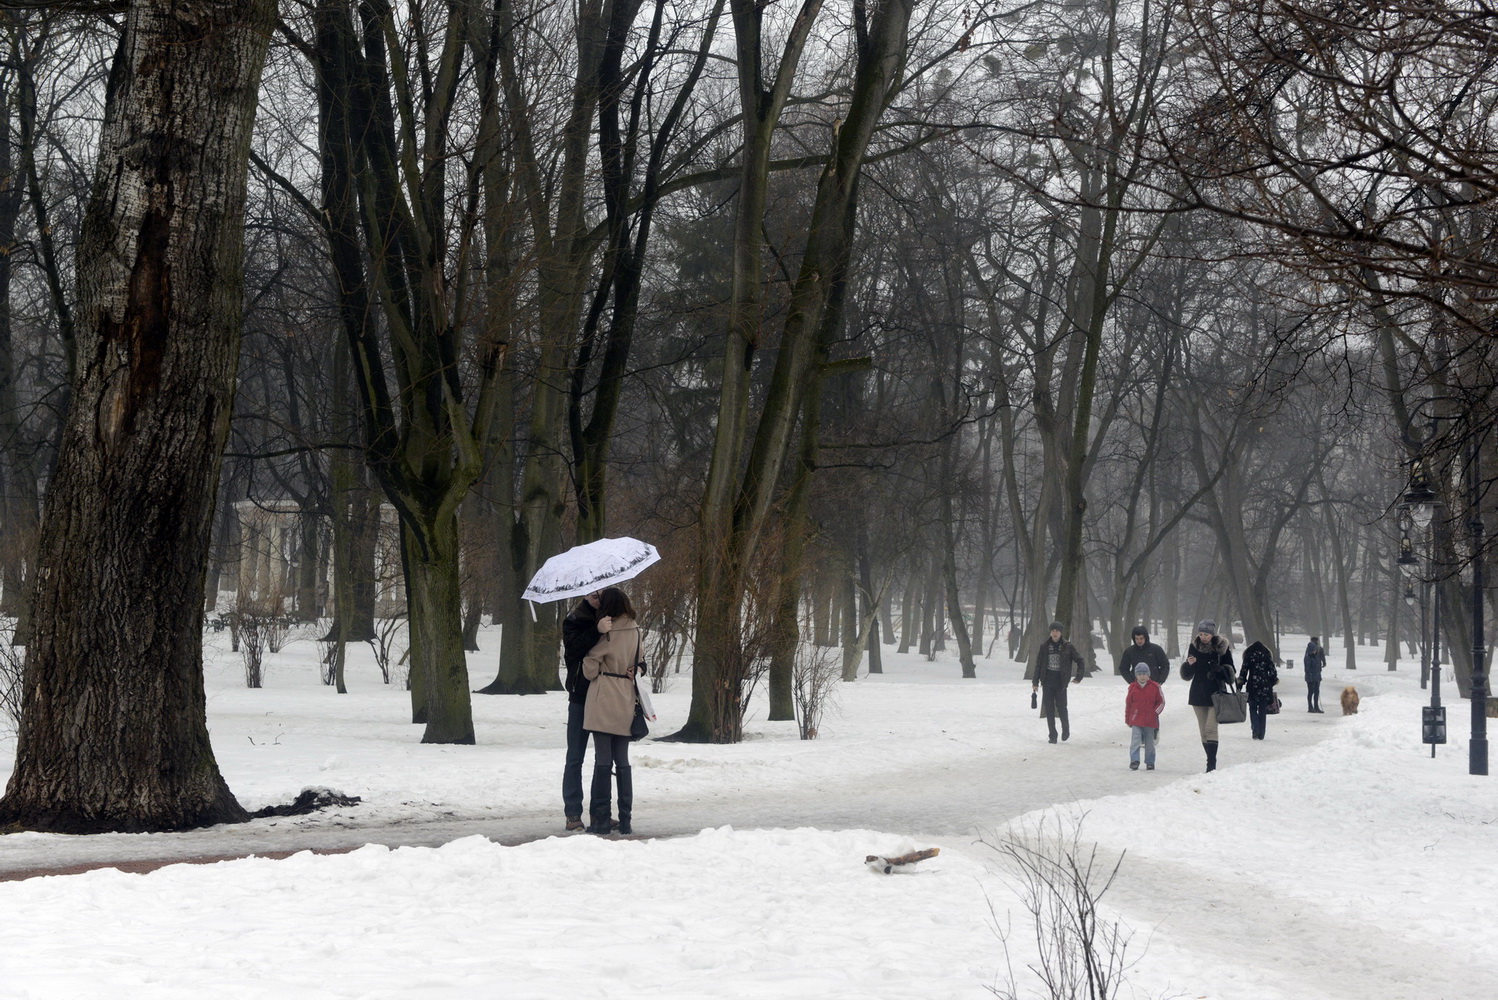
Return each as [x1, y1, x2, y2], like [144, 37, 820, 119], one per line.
[562, 602, 601, 704]
[1303, 640, 1325, 682]
[1180, 635, 1236, 708]
[1118, 633, 1170, 683]
[1028, 638, 1086, 686]
[1238, 640, 1279, 708]
[1125, 678, 1166, 729]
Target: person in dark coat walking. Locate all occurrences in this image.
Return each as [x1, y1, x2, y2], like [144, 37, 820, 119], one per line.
[1303, 637, 1326, 712]
[1117, 626, 1170, 683]
[561, 591, 603, 832]
[1180, 620, 1236, 772]
[1237, 640, 1279, 740]
[1028, 621, 1085, 743]
[1118, 625, 1170, 743]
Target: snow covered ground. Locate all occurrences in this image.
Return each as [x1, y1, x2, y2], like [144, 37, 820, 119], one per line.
[1, 627, 1494, 999]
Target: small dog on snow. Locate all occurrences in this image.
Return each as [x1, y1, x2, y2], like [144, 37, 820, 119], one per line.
[1341, 686, 1360, 715]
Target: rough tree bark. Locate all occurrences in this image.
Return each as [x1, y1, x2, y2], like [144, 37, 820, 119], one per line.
[313, 0, 502, 739]
[682, 0, 914, 740]
[0, 0, 274, 833]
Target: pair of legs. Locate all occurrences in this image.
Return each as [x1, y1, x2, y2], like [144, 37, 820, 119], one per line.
[1040, 680, 1070, 742]
[588, 732, 634, 834]
[1307, 680, 1322, 712]
[562, 701, 589, 824]
[1129, 725, 1156, 768]
[1249, 699, 1267, 739]
[1192, 704, 1220, 772]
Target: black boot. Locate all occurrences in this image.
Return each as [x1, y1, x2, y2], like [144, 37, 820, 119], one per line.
[586, 766, 613, 834]
[1205, 741, 1218, 772]
[615, 765, 633, 835]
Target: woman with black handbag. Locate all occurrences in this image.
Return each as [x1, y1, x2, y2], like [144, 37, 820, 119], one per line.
[1237, 640, 1279, 741]
[581, 587, 643, 834]
[1180, 620, 1237, 772]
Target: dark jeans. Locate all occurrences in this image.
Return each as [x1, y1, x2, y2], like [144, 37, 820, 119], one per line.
[589, 732, 633, 824]
[562, 701, 589, 817]
[1040, 677, 1070, 738]
[592, 731, 631, 769]
[1249, 700, 1267, 739]
[1307, 680, 1321, 711]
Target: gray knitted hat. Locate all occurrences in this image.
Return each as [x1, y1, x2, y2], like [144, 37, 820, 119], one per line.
[1049, 621, 1064, 633]
[1196, 620, 1217, 635]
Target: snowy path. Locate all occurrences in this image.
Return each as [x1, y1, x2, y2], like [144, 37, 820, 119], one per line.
[1, 655, 1350, 876]
[5, 638, 1494, 1000]
[1111, 851, 1478, 1000]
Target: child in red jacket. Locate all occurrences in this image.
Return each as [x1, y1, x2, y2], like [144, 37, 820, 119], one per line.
[1125, 663, 1166, 770]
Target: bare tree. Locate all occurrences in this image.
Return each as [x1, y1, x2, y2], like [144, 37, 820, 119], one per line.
[0, 0, 274, 833]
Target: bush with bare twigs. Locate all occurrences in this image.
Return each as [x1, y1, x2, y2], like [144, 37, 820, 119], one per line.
[630, 539, 697, 695]
[230, 588, 303, 688]
[984, 815, 1149, 1000]
[792, 641, 839, 740]
[367, 614, 408, 687]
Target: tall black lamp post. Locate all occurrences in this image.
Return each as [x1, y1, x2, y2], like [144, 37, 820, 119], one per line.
[1402, 419, 1487, 776]
[1397, 507, 1418, 673]
[1402, 501, 1443, 754]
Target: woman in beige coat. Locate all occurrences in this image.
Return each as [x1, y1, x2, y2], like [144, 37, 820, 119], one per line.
[581, 587, 643, 834]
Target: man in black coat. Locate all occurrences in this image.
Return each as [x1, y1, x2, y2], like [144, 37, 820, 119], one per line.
[1303, 636, 1326, 713]
[1117, 625, 1170, 683]
[561, 592, 603, 831]
[1028, 621, 1086, 743]
[1118, 625, 1169, 742]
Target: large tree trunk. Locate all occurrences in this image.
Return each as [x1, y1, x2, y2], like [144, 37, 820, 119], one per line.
[405, 510, 474, 743]
[1163, 531, 1181, 657]
[680, 0, 910, 741]
[898, 570, 917, 654]
[0, 34, 41, 623]
[312, 1, 499, 736]
[1324, 504, 1358, 671]
[765, 396, 820, 720]
[858, 532, 883, 674]
[479, 0, 594, 696]
[0, 54, 31, 618]
[0, 0, 273, 833]
[942, 515, 977, 678]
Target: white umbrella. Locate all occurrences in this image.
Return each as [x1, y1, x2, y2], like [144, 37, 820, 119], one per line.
[522, 536, 661, 604]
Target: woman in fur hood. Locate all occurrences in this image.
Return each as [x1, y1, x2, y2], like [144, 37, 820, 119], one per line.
[1179, 620, 1236, 772]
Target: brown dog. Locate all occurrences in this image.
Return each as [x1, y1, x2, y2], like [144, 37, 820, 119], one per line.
[1341, 686, 1360, 715]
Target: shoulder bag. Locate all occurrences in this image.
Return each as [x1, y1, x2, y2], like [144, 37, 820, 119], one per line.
[1212, 685, 1248, 725]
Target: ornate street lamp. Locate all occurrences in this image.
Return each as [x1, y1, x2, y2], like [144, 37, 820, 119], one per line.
[1404, 460, 1438, 529]
[1398, 533, 1420, 578]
